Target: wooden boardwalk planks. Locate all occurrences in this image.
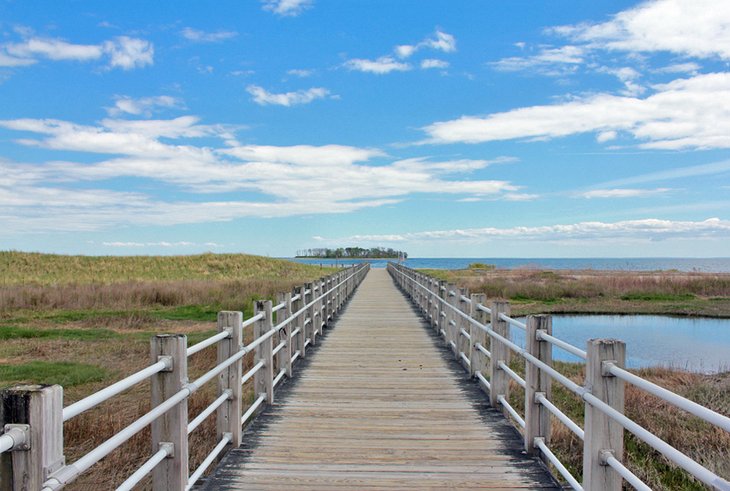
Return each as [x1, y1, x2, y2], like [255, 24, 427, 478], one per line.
[203, 269, 558, 490]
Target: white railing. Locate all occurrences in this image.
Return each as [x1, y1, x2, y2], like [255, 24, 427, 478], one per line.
[0, 264, 369, 490]
[388, 262, 730, 491]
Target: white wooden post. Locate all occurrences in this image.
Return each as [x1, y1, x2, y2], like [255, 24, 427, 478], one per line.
[447, 284, 459, 358]
[306, 282, 317, 346]
[438, 280, 447, 336]
[458, 288, 469, 367]
[525, 315, 552, 458]
[0, 384, 64, 490]
[299, 285, 308, 358]
[469, 293, 488, 380]
[489, 301, 511, 409]
[583, 338, 625, 491]
[254, 301, 274, 404]
[431, 279, 439, 330]
[217, 311, 243, 447]
[150, 334, 188, 490]
[276, 292, 293, 377]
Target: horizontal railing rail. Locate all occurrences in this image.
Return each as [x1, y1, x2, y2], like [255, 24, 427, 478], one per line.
[387, 262, 730, 491]
[0, 263, 369, 490]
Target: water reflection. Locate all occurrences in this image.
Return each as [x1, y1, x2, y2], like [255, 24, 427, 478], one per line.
[509, 315, 730, 373]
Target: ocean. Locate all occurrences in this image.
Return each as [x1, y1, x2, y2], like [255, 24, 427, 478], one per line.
[289, 257, 730, 272]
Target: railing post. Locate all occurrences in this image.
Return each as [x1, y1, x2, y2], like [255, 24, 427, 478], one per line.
[0, 384, 64, 490]
[447, 284, 459, 358]
[321, 278, 327, 327]
[458, 288, 469, 368]
[150, 334, 188, 490]
[489, 301, 511, 409]
[216, 312, 243, 448]
[525, 315, 552, 459]
[301, 282, 313, 347]
[430, 279, 439, 330]
[276, 292, 293, 377]
[437, 280, 447, 337]
[469, 293, 488, 380]
[583, 339, 625, 491]
[254, 301, 274, 404]
[318, 277, 325, 333]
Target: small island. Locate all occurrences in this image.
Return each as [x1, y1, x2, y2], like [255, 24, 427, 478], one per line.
[295, 247, 408, 259]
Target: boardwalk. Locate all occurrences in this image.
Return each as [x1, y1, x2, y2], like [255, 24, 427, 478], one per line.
[204, 269, 558, 490]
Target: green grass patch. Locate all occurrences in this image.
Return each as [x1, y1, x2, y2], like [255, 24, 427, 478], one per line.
[620, 293, 696, 301]
[0, 361, 108, 387]
[151, 305, 221, 321]
[0, 325, 119, 341]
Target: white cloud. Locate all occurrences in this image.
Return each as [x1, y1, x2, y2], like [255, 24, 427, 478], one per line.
[421, 59, 449, 70]
[102, 36, 154, 70]
[395, 30, 456, 59]
[246, 85, 332, 106]
[181, 28, 237, 43]
[107, 95, 183, 116]
[0, 117, 523, 233]
[0, 34, 154, 70]
[5, 38, 102, 62]
[343, 56, 411, 74]
[422, 72, 730, 149]
[553, 0, 730, 60]
[579, 188, 671, 199]
[320, 218, 730, 244]
[262, 0, 311, 16]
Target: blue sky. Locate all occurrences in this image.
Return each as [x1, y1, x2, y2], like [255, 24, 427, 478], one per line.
[1, 0, 729, 258]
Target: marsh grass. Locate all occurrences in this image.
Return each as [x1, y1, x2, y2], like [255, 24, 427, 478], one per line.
[421, 267, 730, 317]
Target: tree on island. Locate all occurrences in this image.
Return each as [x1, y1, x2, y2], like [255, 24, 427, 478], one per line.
[295, 247, 407, 259]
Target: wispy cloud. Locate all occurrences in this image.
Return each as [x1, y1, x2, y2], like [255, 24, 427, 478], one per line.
[491, 45, 585, 75]
[422, 72, 730, 149]
[107, 95, 183, 117]
[317, 218, 730, 244]
[345, 29, 456, 75]
[578, 188, 671, 199]
[396, 30, 456, 59]
[343, 56, 411, 74]
[246, 85, 333, 106]
[287, 68, 313, 78]
[421, 59, 449, 70]
[262, 0, 312, 17]
[0, 34, 154, 70]
[181, 27, 237, 43]
[596, 160, 730, 188]
[0, 115, 522, 233]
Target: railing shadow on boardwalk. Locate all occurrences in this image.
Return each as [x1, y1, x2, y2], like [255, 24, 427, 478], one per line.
[0, 264, 369, 490]
[388, 262, 730, 491]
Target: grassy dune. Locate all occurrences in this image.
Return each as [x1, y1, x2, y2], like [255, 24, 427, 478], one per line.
[0, 251, 335, 489]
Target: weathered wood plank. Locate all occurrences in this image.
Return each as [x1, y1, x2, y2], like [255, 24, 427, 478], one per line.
[203, 269, 558, 490]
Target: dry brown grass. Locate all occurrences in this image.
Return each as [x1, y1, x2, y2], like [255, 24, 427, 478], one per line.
[421, 268, 730, 317]
[501, 360, 730, 490]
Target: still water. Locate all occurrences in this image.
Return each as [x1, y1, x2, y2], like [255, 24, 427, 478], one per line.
[510, 315, 730, 373]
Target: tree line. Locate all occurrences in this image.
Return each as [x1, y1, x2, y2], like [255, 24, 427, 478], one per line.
[295, 247, 408, 259]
